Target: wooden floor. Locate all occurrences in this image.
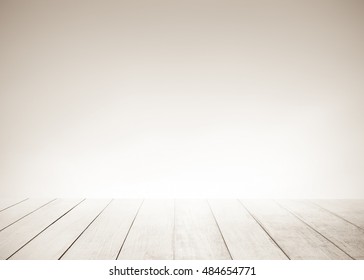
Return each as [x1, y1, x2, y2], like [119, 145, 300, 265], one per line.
[0, 199, 363, 260]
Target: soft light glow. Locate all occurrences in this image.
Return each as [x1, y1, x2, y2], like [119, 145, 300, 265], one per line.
[1, 0, 364, 198]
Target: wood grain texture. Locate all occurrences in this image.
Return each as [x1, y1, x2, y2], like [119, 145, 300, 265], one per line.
[0, 199, 55, 231]
[61, 199, 142, 260]
[209, 199, 288, 259]
[174, 199, 231, 260]
[0, 199, 362, 260]
[311, 200, 364, 230]
[117, 199, 174, 260]
[277, 200, 364, 259]
[0, 198, 27, 212]
[241, 200, 352, 260]
[10, 199, 111, 260]
[0, 199, 83, 259]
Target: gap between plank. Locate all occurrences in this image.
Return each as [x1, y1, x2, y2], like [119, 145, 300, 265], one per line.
[309, 200, 364, 231]
[238, 200, 291, 260]
[115, 199, 145, 260]
[0, 198, 29, 213]
[206, 200, 233, 260]
[0, 199, 57, 232]
[274, 200, 355, 260]
[6, 199, 86, 260]
[58, 199, 114, 260]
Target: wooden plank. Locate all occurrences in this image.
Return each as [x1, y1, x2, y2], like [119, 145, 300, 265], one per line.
[0, 199, 83, 259]
[209, 199, 288, 259]
[174, 199, 231, 260]
[10, 199, 111, 260]
[241, 200, 352, 260]
[0, 199, 55, 231]
[117, 199, 174, 260]
[277, 200, 364, 259]
[61, 199, 142, 260]
[311, 200, 364, 230]
[0, 198, 27, 212]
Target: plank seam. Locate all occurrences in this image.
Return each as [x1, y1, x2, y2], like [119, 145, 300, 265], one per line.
[0, 199, 57, 232]
[309, 200, 364, 231]
[238, 200, 291, 260]
[207, 200, 233, 260]
[275, 200, 355, 260]
[0, 198, 29, 213]
[6, 199, 86, 260]
[59, 199, 114, 260]
[115, 199, 144, 260]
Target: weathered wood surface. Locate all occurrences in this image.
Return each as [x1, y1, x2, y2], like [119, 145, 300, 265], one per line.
[0, 199, 362, 260]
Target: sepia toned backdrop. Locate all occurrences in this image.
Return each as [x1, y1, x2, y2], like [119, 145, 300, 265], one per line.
[1, 0, 364, 198]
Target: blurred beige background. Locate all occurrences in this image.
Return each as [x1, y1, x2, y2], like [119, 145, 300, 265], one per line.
[0, 0, 363, 198]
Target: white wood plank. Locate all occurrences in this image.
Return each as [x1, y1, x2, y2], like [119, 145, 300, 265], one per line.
[241, 200, 351, 260]
[209, 199, 288, 259]
[311, 200, 364, 230]
[0, 199, 55, 231]
[277, 200, 364, 259]
[117, 199, 174, 260]
[0, 199, 27, 212]
[174, 199, 231, 260]
[61, 199, 142, 260]
[10, 199, 111, 260]
[0, 199, 83, 259]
